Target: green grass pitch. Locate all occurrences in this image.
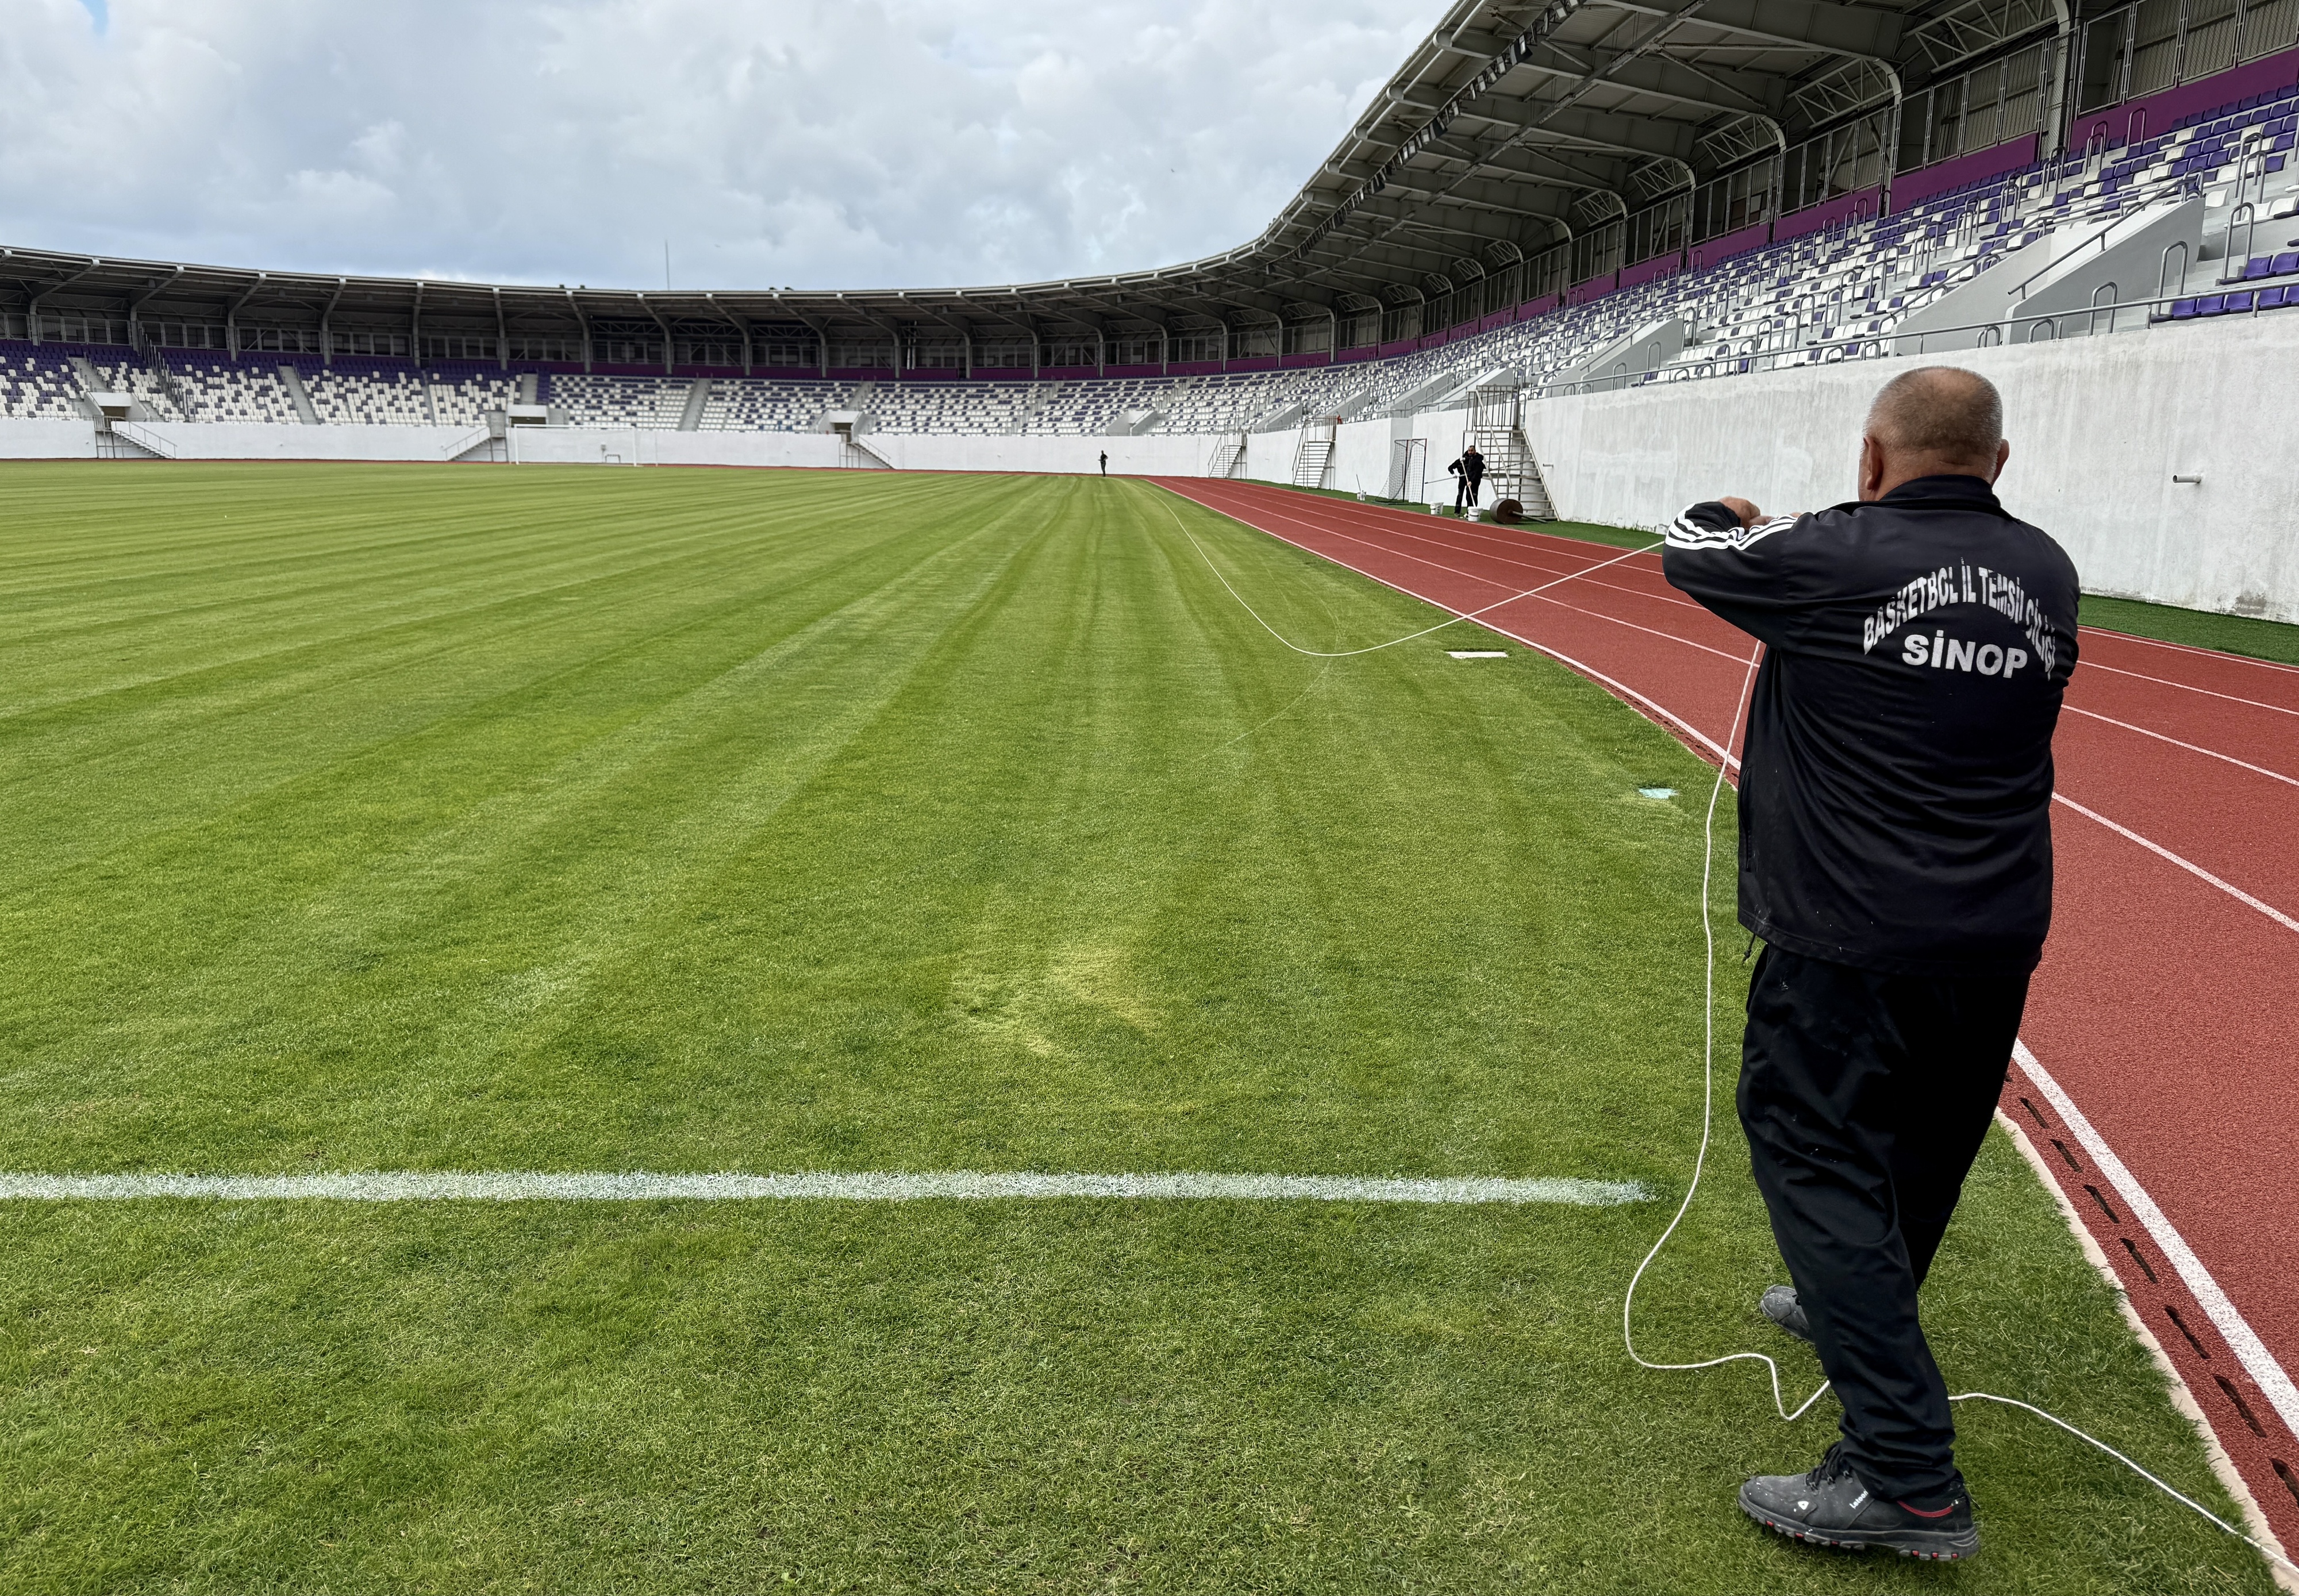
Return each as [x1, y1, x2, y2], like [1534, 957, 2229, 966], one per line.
[0, 460, 2274, 1593]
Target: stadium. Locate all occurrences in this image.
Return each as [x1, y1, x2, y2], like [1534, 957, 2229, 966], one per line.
[1, 0, 2296, 1587]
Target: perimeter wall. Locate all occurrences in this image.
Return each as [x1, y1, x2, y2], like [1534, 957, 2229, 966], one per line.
[1245, 314, 2299, 622]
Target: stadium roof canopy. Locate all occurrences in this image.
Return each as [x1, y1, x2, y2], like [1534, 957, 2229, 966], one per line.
[0, 0, 2067, 368]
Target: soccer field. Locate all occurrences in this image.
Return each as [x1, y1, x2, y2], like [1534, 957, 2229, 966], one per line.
[0, 462, 2271, 1593]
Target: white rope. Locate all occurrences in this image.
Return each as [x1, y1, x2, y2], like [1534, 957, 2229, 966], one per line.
[1162, 483, 2299, 1579]
[1156, 489, 1663, 657]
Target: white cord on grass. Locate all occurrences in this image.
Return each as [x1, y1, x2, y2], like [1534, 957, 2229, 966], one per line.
[1157, 491, 1663, 657]
[1161, 483, 2299, 1580]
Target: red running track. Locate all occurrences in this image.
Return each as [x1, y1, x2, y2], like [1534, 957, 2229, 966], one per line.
[1158, 477, 2299, 1548]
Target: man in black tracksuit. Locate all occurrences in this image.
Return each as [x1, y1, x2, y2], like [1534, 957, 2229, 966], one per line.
[1662, 367, 2080, 1562]
[1448, 445, 1486, 512]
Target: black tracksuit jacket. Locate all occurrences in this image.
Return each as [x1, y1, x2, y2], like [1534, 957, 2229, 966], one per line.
[1664, 475, 2081, 978]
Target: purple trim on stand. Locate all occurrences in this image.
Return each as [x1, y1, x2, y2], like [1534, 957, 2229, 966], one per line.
[1102, 363, 1164, 378]
[1518, 293, 1561, 318]
[1376, 336, 1417, 357]
[1565, 272, 1618, 306]
[1164, 360, 1225, 376]
[1037, 364, 1101, 379]
[1691, 222, 1773, 268]
[1774, 186, 1879, 241]
[1225, 355, 1283, 372]
[1280, 351, 1332, 368]
[1620, 253, 1684, 290]
[2075, 45, 2299, 150]
[1890, 136, 2040, 212]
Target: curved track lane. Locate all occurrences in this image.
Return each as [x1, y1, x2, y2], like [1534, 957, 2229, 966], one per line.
[1156, 477, 2299, 1548]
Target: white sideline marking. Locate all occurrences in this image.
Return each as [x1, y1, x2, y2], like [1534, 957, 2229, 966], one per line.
[0, 1170, 1650, 1206]
[1448, 649, 1509, 659]
[2014, 1040, 2299, 1440]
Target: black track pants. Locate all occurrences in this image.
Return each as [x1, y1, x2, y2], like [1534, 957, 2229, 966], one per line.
[1455, 475, 1482, 509]
[1737, 945, 2031, 1499]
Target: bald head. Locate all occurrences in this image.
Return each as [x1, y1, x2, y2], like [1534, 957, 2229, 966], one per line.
[1858, 366, 2009, 501]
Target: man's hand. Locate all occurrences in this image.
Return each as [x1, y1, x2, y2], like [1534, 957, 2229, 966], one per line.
[1719, 496, 1763, 528]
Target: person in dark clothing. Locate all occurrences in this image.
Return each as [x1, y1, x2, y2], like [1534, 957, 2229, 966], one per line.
[1447, 445, 1485, 512]
[1662, 367, 2080, 1563]
[1099, 450, 1108, 475]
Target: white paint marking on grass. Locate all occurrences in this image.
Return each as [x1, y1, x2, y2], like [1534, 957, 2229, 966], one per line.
[1447, 649, 1509, 659]
[0, 1170, 1650, 1206]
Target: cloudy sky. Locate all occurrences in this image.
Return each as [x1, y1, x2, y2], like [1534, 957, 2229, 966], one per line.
[1, 0, 1443, 291]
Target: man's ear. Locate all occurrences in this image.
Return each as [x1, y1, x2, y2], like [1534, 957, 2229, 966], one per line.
[1857, 434, 1885, 501]
[1989, 439, 2010, 484]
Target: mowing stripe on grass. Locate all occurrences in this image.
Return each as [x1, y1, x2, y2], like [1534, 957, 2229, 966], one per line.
[0, 1171, 1649, 1205]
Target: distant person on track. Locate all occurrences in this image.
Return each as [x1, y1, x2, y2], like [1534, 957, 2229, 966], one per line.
[1099, 450, 1109, 476]
[1448, 445, 1485, 513]
[1663, 367, 2081, 1563]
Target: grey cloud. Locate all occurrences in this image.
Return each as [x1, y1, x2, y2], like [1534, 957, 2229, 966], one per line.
[0, 0, 1440, 290]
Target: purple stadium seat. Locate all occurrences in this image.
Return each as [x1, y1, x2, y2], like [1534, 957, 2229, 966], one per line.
[2274, 252, 2299, 275]
[2170, 298, 2200, 318]
[2197, 294, 2227, 314]
[2259, 287, 2290, 309]
[2221, 290, 2254, 312]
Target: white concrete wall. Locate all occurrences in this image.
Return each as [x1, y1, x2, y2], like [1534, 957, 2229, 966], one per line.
[1527, 314, 2299, 621]
[0, 420, 97, 457]
[129, 422, 487, 462]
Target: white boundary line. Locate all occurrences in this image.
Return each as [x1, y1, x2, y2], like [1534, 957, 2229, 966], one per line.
[2014, 1040, 2299, 1440]
[2053, 793, 2299, 934]
[1995, 1108, 2299, 1593]
[2081, 626, 2299, 679]
[2062, 705, 2299, 789]
[0, 1170, 1651, 1205]
[2078, 659, 2299, 718]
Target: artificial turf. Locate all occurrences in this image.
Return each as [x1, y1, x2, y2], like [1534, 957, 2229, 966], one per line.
[0, 461, 2274, 1593]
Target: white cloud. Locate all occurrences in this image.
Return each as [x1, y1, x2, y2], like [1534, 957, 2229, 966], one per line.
[0, 0, 1441, 290]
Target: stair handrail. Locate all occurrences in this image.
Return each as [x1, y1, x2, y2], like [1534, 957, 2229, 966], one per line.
[440, 425, 495, 460]
[112, 421, 179, 459]
[126, 320, 195, 421]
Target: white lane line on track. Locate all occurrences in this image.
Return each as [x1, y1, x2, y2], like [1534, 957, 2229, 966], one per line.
[2014, 1040, 2299, 1440]
[2062, 705, 2299, 788]
[2078, 660, 2299, 718]
[2053, 793, 2299, 934]
[2081, 626, 2299, 679]
[0, 1171, 1651, 1205]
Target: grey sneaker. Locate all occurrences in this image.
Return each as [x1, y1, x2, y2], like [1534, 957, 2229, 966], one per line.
[1740, 1443, 1978, 1560]
[1760, 1285, 1813, 1344]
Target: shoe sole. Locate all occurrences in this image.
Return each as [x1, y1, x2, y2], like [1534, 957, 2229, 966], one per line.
[1739, 1488, 1978, 1561]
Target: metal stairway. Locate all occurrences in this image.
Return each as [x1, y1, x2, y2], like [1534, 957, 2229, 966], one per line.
[1290, 418, 1338, 489]
[1466, 385, 1555, 521]
[1204, 433, 1247, 479]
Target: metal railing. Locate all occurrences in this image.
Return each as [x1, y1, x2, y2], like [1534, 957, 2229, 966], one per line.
[1529, 283, 2281, 398]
